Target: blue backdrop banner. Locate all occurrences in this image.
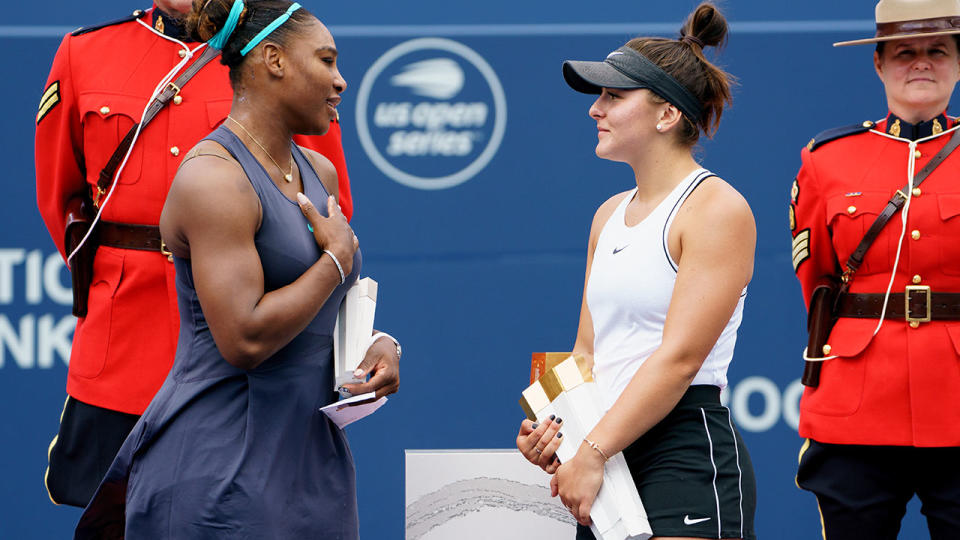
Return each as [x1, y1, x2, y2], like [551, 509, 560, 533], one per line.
[0, 1, 937, 538]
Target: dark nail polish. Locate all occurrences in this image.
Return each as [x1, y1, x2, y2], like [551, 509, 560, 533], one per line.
[556, 417, 563, 424]
[531, 422, 540, 429]
[557, 432, 563, 438]
[549, 414, 556, 420]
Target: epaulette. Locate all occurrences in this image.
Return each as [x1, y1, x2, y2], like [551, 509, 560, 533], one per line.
[71, 9, 148, 37]
[805, 120, 876, 152]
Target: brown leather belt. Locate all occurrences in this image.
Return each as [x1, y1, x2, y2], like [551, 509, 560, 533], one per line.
[99, 221, 163, 252]
[837, 287, 960, 322]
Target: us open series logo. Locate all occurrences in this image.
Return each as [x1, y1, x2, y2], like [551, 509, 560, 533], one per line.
[355, 38, 507, 190]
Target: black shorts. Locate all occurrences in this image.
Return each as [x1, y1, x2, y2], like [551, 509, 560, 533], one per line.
[577, 385, 757, 539]
[797, 439, 960, 540]
[45, 396, 140, 508]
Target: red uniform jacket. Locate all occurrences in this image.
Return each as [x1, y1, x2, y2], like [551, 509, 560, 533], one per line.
[792, 113, 960, 447]
[35, 8, 353, 415]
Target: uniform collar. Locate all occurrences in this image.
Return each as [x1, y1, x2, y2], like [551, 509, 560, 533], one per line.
[151, 5, 193, 42]
[882, 112, 952, 140]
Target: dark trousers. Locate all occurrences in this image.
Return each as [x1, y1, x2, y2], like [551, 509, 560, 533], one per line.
[797, 439, 960, 540]
[45, 396, 140, 508]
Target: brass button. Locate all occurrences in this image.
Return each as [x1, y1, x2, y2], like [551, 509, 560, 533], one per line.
[911, 229, 921, 240]
[822, 344, 832, 355]
[914, 150, 922, 159]
[909, 321, 920, 329]
[862, 120, 874, 128]
[912, 274, 922, 284]
[847, 205, 857, 214]
[173, 95, 183, 105]
[178, 49, 187, 59]
[912, 187, 922, 197]
[99, 106, 110, 115]
[132, 9, 142, 16]
[170, 146, 180, 156]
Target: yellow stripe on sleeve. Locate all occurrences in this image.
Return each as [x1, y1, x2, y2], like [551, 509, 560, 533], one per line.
[36, 81, 61, 125]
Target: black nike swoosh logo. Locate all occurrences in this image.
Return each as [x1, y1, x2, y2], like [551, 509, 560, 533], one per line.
[613, 245, 628, 254]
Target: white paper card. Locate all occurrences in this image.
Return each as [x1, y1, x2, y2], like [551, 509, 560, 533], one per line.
[319, 392, 387, 428]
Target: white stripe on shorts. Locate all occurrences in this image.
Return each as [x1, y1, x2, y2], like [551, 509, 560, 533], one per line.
[724, 406, 745, 539]
[701, 408, 722, 539]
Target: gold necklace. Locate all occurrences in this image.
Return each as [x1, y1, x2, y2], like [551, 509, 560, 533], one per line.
[227, 116, 294, 182]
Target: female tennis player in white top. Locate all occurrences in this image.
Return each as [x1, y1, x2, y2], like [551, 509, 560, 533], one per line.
[517, 3, 758, 539]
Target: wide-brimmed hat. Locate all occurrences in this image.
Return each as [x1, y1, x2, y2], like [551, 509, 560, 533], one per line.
[835, 0, 960, 46]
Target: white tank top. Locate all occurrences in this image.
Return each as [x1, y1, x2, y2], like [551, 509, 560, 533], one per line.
[586, 168, 745, 408]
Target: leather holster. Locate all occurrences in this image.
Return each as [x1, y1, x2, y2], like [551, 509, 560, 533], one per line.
[64, 197, 98, 317]
[803, 283, 840, 387]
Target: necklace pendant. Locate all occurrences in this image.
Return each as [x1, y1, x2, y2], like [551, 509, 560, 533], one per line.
[284, 173, 293, 182]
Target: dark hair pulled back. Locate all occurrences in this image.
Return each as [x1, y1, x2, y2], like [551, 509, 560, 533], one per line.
[627, 2, 735, 145]
[185, 0, 314, 85]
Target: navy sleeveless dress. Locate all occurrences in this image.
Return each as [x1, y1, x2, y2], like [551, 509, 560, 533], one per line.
[75, 125, 361, 539]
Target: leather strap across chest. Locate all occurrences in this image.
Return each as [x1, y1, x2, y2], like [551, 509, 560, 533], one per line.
[94, 45, 220, 202]
[841, 127, 960, 285]
[86, 44, 220, 255]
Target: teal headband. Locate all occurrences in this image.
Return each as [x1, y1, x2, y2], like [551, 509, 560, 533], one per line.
[206, 0, 245, 50]
[240, 2, 302, 56]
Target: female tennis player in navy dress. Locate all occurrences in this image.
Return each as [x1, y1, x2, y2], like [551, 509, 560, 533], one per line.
[74, 1, 399, 538]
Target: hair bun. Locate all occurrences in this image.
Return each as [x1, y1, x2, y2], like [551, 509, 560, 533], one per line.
[681, 35, 705, 49]
[680, 2, 728, 49]
[185, 0, 240, 43]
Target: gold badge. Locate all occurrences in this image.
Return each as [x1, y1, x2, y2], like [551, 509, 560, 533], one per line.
[792, 229, 810, 272]
[789, 205, 796, 232]
[791, 178, 800, 204]
[889, 118, 901, 137]
[155, 15, 165, 33]
[37, 80, 60, 125]
[933, 118, 943, 135]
